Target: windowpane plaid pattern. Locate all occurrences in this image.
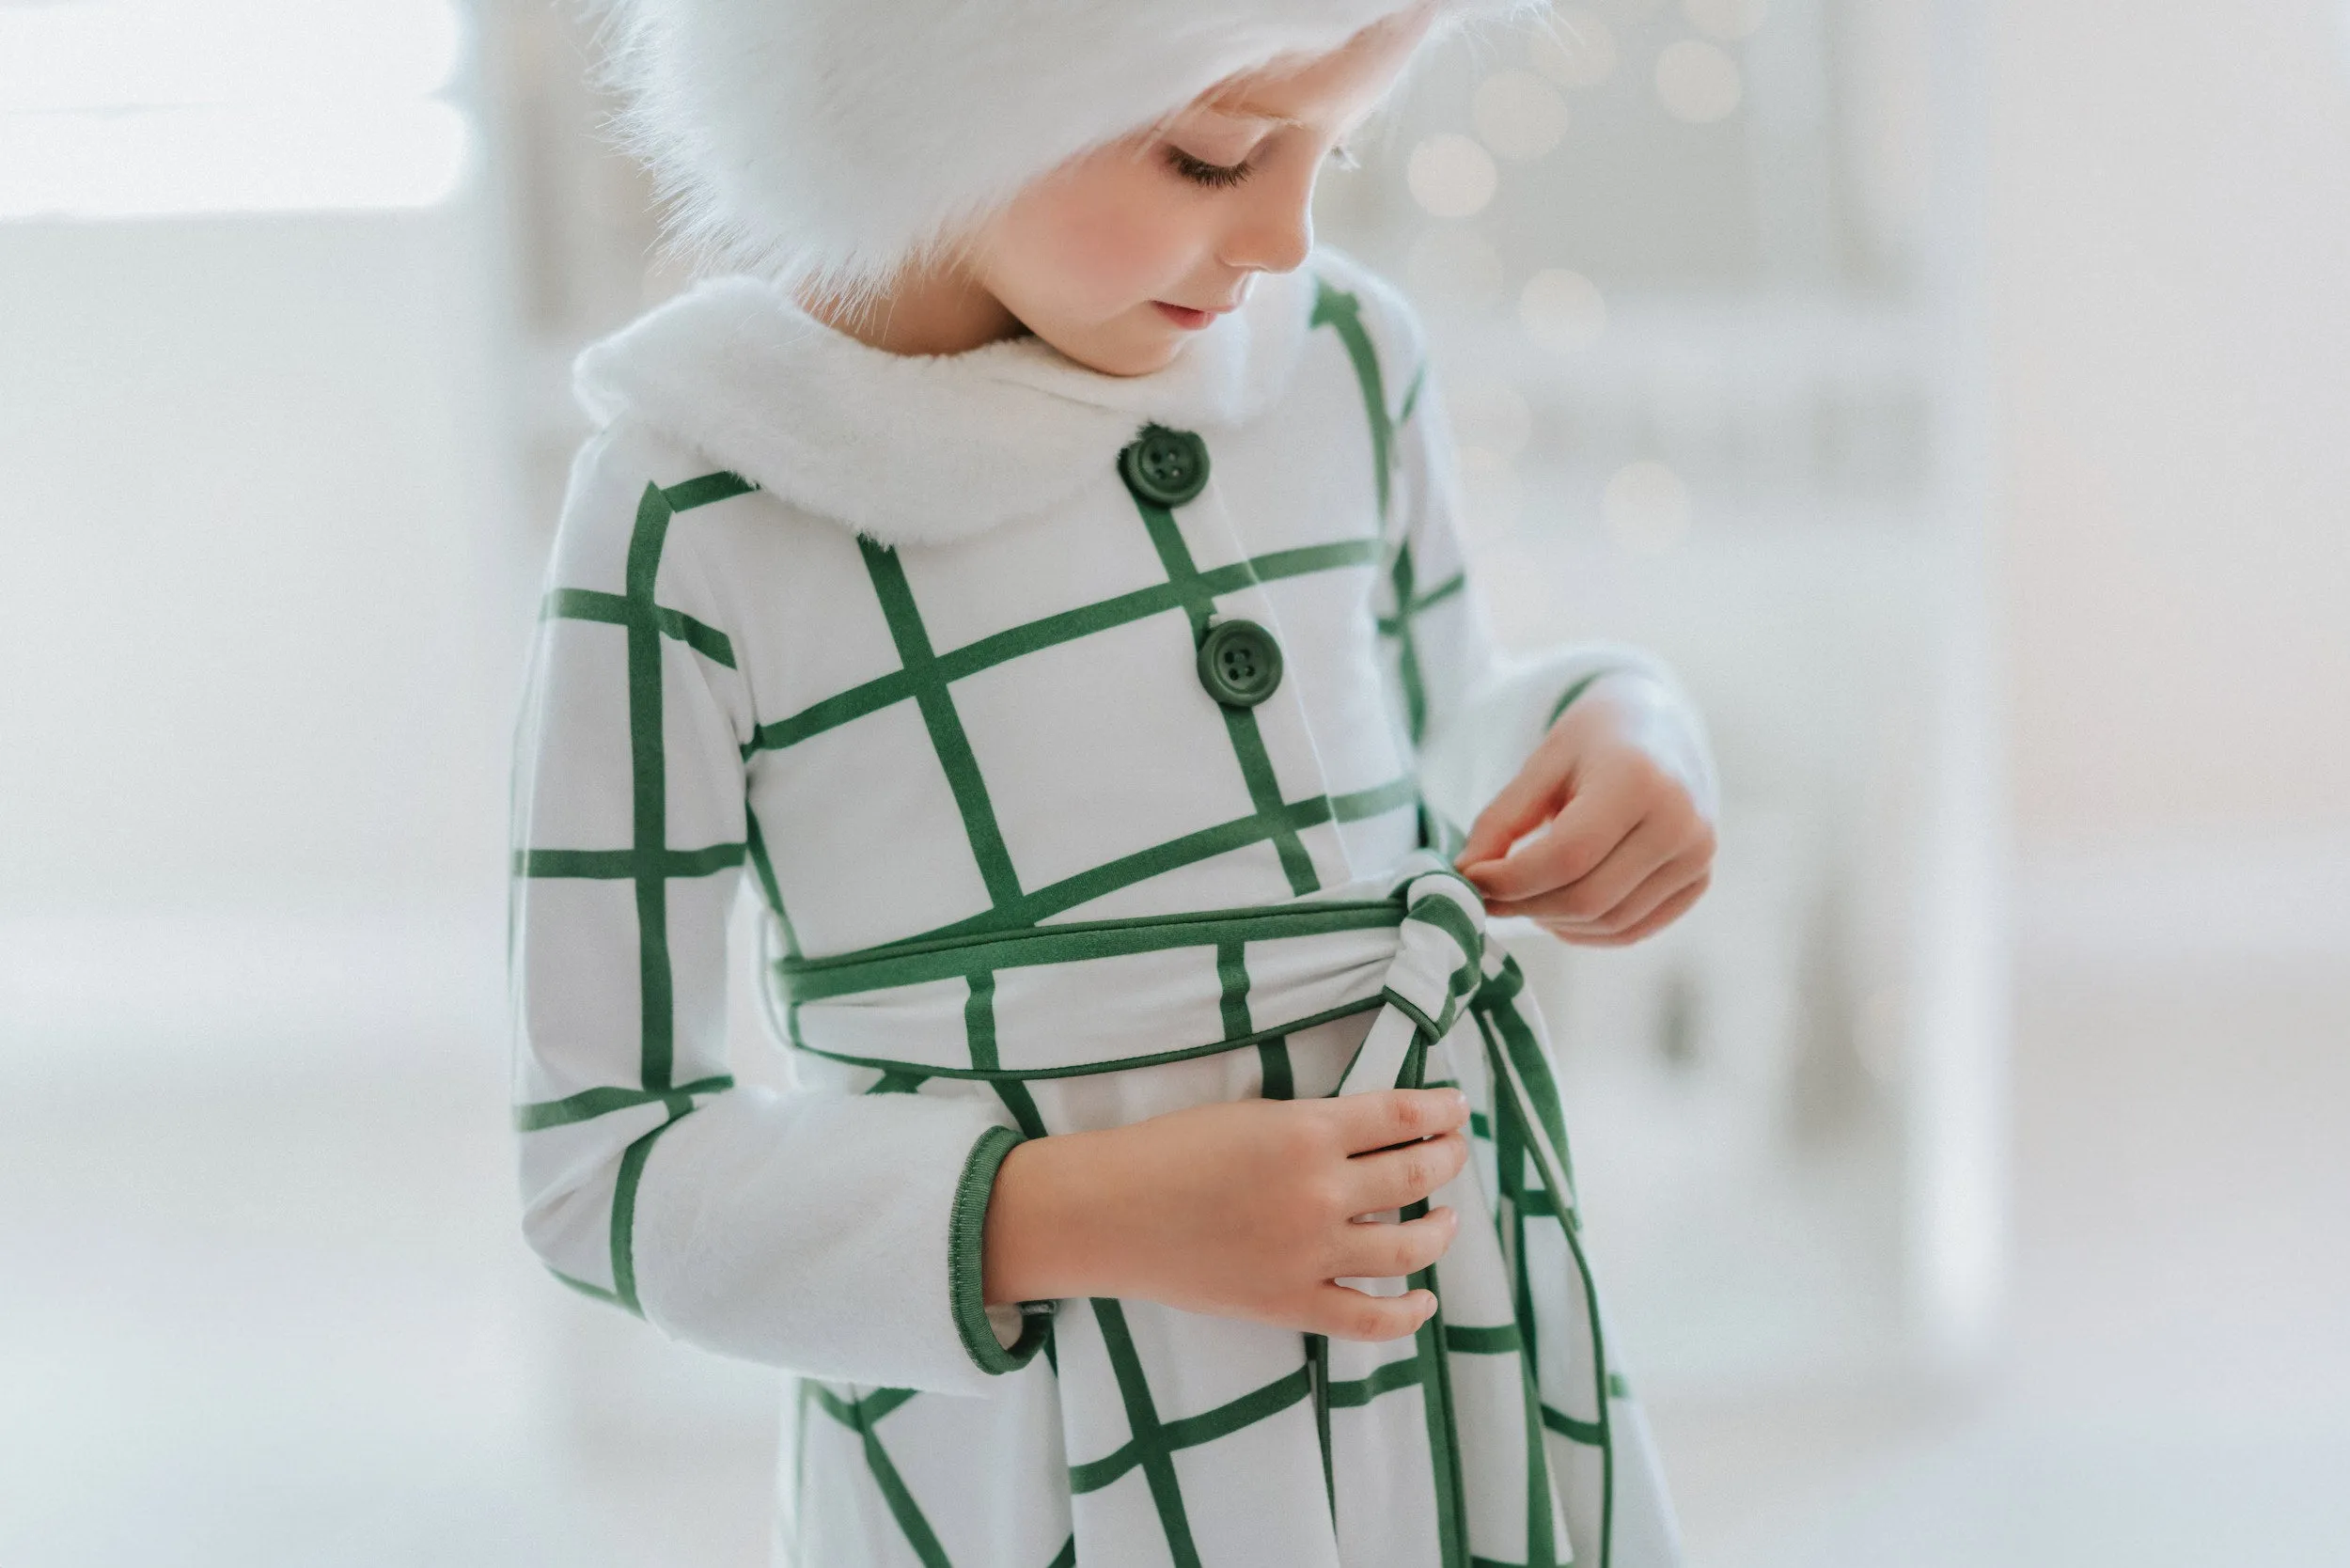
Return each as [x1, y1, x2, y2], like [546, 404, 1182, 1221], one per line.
[510, 259, 1683, 1564]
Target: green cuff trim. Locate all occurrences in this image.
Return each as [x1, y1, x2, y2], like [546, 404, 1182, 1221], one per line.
[1545, 668, 1620, 729]
[948, 1124, 1049, 1376]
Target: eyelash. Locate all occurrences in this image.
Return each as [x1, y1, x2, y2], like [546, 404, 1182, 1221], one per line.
[1163, 143, 1360, 189]
[1166, 148, 1255, 188]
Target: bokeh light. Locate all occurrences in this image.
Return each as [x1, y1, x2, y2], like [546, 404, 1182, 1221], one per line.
[1654, 38, 1745, 125]
[1604, 459, 1693, 549]
[1473, 71, 1571, 161]
[1519, 268, 1609, 352]
[1407, 133, 1500, 219]
[1528, 8, 1621, 90]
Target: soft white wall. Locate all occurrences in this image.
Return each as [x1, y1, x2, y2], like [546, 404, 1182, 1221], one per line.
[1992, 0, 2350, 852]
[0, 204, 525, 1058]
[0, 208, 519, 914]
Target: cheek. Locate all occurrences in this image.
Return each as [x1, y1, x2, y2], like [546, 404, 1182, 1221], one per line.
[999, 169, 1205, 317]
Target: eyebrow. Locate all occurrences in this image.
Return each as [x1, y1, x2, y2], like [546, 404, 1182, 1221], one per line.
[1188, 105, 1308, 132]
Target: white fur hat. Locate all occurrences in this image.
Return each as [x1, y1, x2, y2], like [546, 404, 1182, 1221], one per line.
[602, 0, 1526, 290]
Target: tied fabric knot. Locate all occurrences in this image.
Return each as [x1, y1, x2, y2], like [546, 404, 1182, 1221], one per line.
[1336, 851, 1585, 1234]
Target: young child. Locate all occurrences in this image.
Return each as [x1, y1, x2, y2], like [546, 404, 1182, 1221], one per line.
[510, 2, 1718, 1563]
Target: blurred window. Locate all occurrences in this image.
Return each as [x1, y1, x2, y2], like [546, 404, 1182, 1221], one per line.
[0, 0, 470, 220]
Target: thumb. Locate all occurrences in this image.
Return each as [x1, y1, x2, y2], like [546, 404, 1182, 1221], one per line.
[1455, 759, 1567, 873]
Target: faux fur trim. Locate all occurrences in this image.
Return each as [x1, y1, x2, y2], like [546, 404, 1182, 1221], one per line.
[599, 0, 1531, 290]
[574, 258, 1330, 547]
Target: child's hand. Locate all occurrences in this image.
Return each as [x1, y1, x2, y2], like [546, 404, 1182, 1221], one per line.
[1453, 671, 1716, 947]
[982, 1089, 1469, 1341]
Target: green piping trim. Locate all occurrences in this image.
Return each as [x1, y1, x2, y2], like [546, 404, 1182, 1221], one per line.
[546, 1266, 625, 1308]
[948, 1124, 1046, 1376]
[786, 996, 1389, 1083]
[784, 898, 1402, 997]
[1545, 667, 1622, 729]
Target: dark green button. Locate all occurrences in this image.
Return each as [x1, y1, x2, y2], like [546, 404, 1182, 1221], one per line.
[1120, 426, 1210, 507]
[1197, 619, 1282, 708]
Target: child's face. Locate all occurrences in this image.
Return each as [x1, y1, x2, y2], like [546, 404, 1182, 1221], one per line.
[970, 8, 1436, 377]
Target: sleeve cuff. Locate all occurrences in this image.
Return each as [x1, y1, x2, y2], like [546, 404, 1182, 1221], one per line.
[948, 1124, 1051, 1377]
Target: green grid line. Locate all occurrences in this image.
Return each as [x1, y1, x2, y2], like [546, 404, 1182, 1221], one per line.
[860, 539, 1024, 910]
[744, 540, 1378, 758]
[1130, 494, 1319, 895]
[809, 1385, 951, 1568]
[1217, 937, 1292, 1101]
[743, 806, 802, 958]
[1375, 570, 1465, 639]
[1311, 281, 1397, 517]
[517, 470, 760, 1308]
[512, 1074, 733, 1131]
[542, 587, 736, 668]
[662, 471, 759, 512]
[514, 843, 744, 879]
[966, 971, 1048, 1138]
[1078, 1300, 1203, 1567]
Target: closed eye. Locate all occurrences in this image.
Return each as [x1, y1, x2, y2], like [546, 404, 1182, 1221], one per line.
[1166, 146, 1255, 188]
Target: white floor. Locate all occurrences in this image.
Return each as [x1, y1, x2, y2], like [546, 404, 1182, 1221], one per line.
[1656, 958, 2350, 1568]
[4, 956, 2344, 1566]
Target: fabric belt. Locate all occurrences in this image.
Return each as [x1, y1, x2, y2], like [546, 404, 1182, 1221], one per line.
[774, 849, 1583, 1221]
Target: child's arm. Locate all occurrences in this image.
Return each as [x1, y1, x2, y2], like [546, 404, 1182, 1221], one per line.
[1359, 273, 1717, 943]
[981, 1088, 1472, 1339]
[509, 435, 1045, 1392]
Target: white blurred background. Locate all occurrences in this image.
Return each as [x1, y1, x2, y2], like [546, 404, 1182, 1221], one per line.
[2, 1, 2344, 1563]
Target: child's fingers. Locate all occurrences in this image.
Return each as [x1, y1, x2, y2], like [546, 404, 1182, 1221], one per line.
[1485, 811, 1675, 924]
[1344, 1129, 1469, 1213]
[1328, 1206, 1460, 1281]
[1308, 1284, 1440, 1342]
[1551, 849, 1711, 936]
[1454, 756, 1566, 871]
[1558, 874, 1711, 948]
[1457, 767, 1642, 904]
[1328, 1087, 1469, 1154]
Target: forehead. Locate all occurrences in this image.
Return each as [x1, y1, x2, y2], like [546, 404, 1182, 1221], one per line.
[1181, 8, 1434, 129]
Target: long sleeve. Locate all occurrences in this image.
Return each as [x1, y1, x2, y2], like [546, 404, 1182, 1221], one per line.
[508, 432, 1038, 1394]
[1341, 273, 1718, 843]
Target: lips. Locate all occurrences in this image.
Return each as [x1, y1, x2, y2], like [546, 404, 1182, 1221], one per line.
[1152, 300, 1233, 331]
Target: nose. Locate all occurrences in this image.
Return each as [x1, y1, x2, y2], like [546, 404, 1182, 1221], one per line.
[1219, 162, 1316, 276]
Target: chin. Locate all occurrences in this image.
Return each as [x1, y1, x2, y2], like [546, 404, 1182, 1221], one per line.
[1077, 332, 1187, 379]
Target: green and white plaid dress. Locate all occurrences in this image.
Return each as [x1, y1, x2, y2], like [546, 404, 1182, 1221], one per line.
[510, 250, 1703, 1568]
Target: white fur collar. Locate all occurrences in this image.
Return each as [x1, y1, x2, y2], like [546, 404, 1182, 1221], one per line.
[574, 263, 1321, 547]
